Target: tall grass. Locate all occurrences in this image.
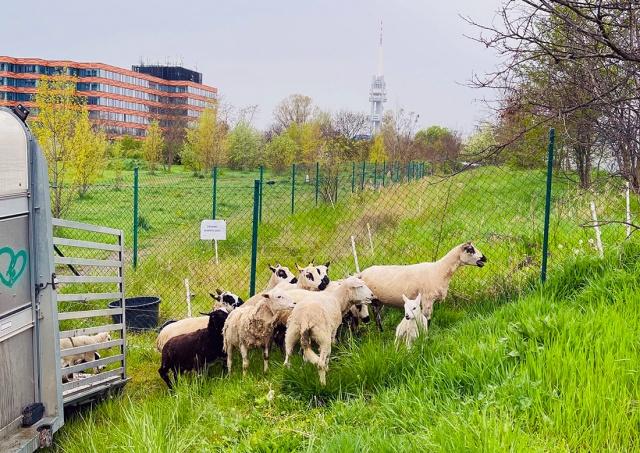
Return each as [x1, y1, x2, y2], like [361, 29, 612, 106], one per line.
[47, 244, 640, 452]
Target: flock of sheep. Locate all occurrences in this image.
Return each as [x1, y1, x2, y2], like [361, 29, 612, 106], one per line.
[155, 241, 487, 388]
[59, 242, 487, 388]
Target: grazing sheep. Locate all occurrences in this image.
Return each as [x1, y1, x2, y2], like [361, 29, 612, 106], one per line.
[60, 332, 112, 381]
[394, 293, 429, 350]
[284, 276, 373, 385]
[358, 242, 487, 331]
[158, 309, 229, 390]
[223, 289, 296, 375]
[155, 290, 243, 351]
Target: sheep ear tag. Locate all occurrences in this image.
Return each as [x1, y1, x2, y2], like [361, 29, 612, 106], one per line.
[0, 247, 28, 288]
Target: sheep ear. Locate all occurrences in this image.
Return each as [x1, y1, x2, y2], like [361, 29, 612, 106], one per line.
[269, 264, 276, 273]
[209, 292, 220, 301]
[216, 288, 223, 295]
[324, 261, 330, 268]
[310, 258, 315, 265]
[402, 294, 410, 303]
[260, 293, 270, 299]
[295, 263, 303, 272]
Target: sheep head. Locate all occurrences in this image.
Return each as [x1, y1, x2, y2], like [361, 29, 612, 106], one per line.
[401, 293, 422, 320]
[296, 262, 331, 291]
[460, 242, 487, 267]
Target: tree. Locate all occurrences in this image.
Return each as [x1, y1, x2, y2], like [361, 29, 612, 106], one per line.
[31, 74, 85, 217]
[227, 122, 263, 170]
[333, 109, 370, 139]
[162, 105, 188, 170]
[263, 132, 298, 172]
[380, 102, 420, 167]
[183, 104, 228, 173]
[73, 114, 108, 196]
[467, 1, 640, 188]
[271, 94, 318, 133]
[415, 126, 463, 173]
[368, 135, 387, 164]
[143, 120, 164, 174]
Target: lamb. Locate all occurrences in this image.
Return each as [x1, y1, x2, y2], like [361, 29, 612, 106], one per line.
[158, 309, 229, 390]
[60, 332, 112, 381]
[223, 289, 296, 375]
[358, 242, 486, 331]
[394, 293, 429, 350]
[155, 289, 243, 351]
[284, 276, 373, 385]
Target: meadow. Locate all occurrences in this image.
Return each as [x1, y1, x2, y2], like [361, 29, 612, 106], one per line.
[46, 163, 640, 452]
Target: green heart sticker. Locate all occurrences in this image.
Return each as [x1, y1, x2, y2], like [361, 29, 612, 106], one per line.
[0, 247, 28, 288]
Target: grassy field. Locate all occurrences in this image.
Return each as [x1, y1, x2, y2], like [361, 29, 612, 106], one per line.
[46, 245, 640, 452]
[46, 164, 640, 452]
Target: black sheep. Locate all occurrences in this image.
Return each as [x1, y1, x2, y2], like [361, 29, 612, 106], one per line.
[158, 309, 228, 390]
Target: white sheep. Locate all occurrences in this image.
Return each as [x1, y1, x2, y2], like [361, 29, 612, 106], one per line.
[283, 276, 373, 385]
[241, 263, 300, 308]
[155, 289, 243, 351]
[358, 241, 486, 331]
[394, 293, 429, 350]
[60, 332, 112, 381]
[273, 261, 331, 292]
[223, 289, 296, 375]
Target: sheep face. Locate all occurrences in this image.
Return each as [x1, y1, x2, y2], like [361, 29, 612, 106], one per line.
[352, 304, 370, 323]
[460, 242, 487, 267]
[345, 276, 374, 304]
[296, 262, 331, 290]
[269, 263, 298, 284]
[401, 293, 422, 320]
[261, 289, 297, 311]
[210, 290, 244, 310]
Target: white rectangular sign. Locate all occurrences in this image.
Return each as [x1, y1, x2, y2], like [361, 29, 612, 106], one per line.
[200, 220, 226, 240]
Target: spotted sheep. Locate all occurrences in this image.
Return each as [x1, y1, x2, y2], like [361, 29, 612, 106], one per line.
[358, 242, 487, 331]
[155, 289, 244, 351]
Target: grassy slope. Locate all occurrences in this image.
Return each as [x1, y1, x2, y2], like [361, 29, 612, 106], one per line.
[48, 246, 640, 452]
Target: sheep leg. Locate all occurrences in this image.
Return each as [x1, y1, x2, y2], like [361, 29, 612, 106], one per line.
[263, 345, 270, 374]
[284, 329, 300, 369]
[226, 345, 234, 375]
[240, 344, 250, 376]
[158, 365, 173, 390]
[317, 344, 331, 386]
[372, 300, 384, 332]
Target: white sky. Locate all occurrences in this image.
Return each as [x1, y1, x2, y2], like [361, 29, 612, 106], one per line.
[5, 0, 504, 136]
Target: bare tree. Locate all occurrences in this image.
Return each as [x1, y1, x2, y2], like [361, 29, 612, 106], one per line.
[332, 109, 369, 139]
[467, 1, 640, 188]
[271, 94, 318, 132]
[380, 100, 420, 167]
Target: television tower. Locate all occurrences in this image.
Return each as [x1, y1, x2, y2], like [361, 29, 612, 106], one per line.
[369, 21, 387, 135]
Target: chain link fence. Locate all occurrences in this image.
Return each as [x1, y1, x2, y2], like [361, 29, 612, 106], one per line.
[56, 145, 639, 324]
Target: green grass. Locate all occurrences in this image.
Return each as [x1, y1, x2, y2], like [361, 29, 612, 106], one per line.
[46, 245, 640, 452]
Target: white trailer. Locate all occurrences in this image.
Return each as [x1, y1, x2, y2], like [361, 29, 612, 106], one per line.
[0, 106, 128, 451]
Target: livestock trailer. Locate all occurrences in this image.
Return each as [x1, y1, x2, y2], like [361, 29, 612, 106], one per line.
[0, 105, 128, 452]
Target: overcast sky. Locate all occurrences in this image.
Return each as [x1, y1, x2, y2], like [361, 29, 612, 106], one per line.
[5, 0, 504, 136]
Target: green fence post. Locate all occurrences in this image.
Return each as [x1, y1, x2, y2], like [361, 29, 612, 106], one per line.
[133, 167, 139, 269]
[374, 161, 378, 188]
[212, 166, 218, 219]
[315, 162, 319, 206]
[361, 161, 366, 191]
[259, 165, 263, 222]
[351, 162, 355, 193]
[406, 162, 411, 182]
[541, 129, 555, 284]
[291, 164, 296, 215]
[250, 179, 260, 296]
[382, 161, 386, 187]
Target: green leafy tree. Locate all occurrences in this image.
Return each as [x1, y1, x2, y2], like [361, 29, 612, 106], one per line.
[31, 73, 85, 217]
[142, 120, 164, 174]
[73, 115, 108, 196]
[183, 104, 228, 173]
[264, 132, 298, 172]
[368, 135, 387, 164]
[227, 122, 263, 170]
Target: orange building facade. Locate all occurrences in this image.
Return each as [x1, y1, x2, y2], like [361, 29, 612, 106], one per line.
[0, 56, 218, 138]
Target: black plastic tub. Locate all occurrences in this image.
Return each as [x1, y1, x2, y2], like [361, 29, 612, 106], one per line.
[108, 297, 161, 331]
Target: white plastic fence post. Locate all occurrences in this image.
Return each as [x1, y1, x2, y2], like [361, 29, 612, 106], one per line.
[185, 278, 192, 317]
[590, 201, 604, 258]
[351, 235, 360, 273]
[626, 181, 631, 239]
[367, 223, 374, 255]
